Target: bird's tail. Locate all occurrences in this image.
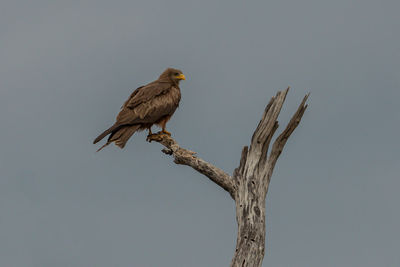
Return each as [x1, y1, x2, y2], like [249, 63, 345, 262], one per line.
[96, 125, 140, 152]
[112, 125, 140, 149]
[93, 124, 120, 144]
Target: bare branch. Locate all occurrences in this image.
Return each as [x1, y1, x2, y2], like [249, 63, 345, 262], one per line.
[268, 93, 309, 172]
[240, 88, 290, 183]
[147, 133, 236, 198]
[233, 146, 248, 181]
[145, 89, 308, 267]
[231, 90, 309, 267]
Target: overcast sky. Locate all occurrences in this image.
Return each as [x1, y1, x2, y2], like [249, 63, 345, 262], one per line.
[1, 0, 399, 266]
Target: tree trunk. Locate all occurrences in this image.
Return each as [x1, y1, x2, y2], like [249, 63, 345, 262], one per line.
[231, 175, 267, 266]
[147, 88, 309, 267]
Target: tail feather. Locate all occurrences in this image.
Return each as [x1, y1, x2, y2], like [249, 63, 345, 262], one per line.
[93, 124, 120, 144]
[95, 125, 140, 152]
[96, 142, 111, 152]
[113, 125, 140, 149]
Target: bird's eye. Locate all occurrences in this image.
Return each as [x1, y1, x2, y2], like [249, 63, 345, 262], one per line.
[174, 73, 179, 76]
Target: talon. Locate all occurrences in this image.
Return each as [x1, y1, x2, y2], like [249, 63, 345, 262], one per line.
[146, 133, 156, 142]
[146, 132, 165, 142]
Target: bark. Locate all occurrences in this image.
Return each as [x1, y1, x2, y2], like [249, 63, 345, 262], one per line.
[148, 88, 309, 267]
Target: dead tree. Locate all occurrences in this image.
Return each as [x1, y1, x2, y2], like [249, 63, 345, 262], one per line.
[147, 88, 309, 267]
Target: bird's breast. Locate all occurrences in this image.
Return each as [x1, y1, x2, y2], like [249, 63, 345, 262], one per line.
[170, 86, 181, 106]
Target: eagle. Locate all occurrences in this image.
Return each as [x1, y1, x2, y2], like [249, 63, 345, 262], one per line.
[93, 68, 185, 151]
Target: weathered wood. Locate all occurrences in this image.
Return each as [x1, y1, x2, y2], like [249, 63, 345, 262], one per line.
[147, 133, 236, 198]
[230, 89, 308, 266]
[148, 88, 308, 267]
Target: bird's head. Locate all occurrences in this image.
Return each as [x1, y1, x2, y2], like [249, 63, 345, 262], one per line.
[159, 68, 186, 85]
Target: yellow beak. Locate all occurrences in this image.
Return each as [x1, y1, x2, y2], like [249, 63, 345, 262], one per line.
[177, 74, 186, 80]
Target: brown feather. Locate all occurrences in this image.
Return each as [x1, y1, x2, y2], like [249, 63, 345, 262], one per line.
[94, 68, 183, 151]
[112, 125, 141, 149]
[93, 124, 120, 144]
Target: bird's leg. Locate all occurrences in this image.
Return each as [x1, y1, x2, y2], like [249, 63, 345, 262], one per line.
[160, 120, 171, 136]
[146, 126, 156, 142]
[161, 128, 171, 136]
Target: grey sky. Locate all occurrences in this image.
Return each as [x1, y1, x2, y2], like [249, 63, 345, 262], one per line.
[1, 0, 399, 266]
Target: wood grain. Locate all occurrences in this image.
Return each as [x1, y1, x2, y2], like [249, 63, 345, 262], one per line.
[148, 88, 309, 267]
